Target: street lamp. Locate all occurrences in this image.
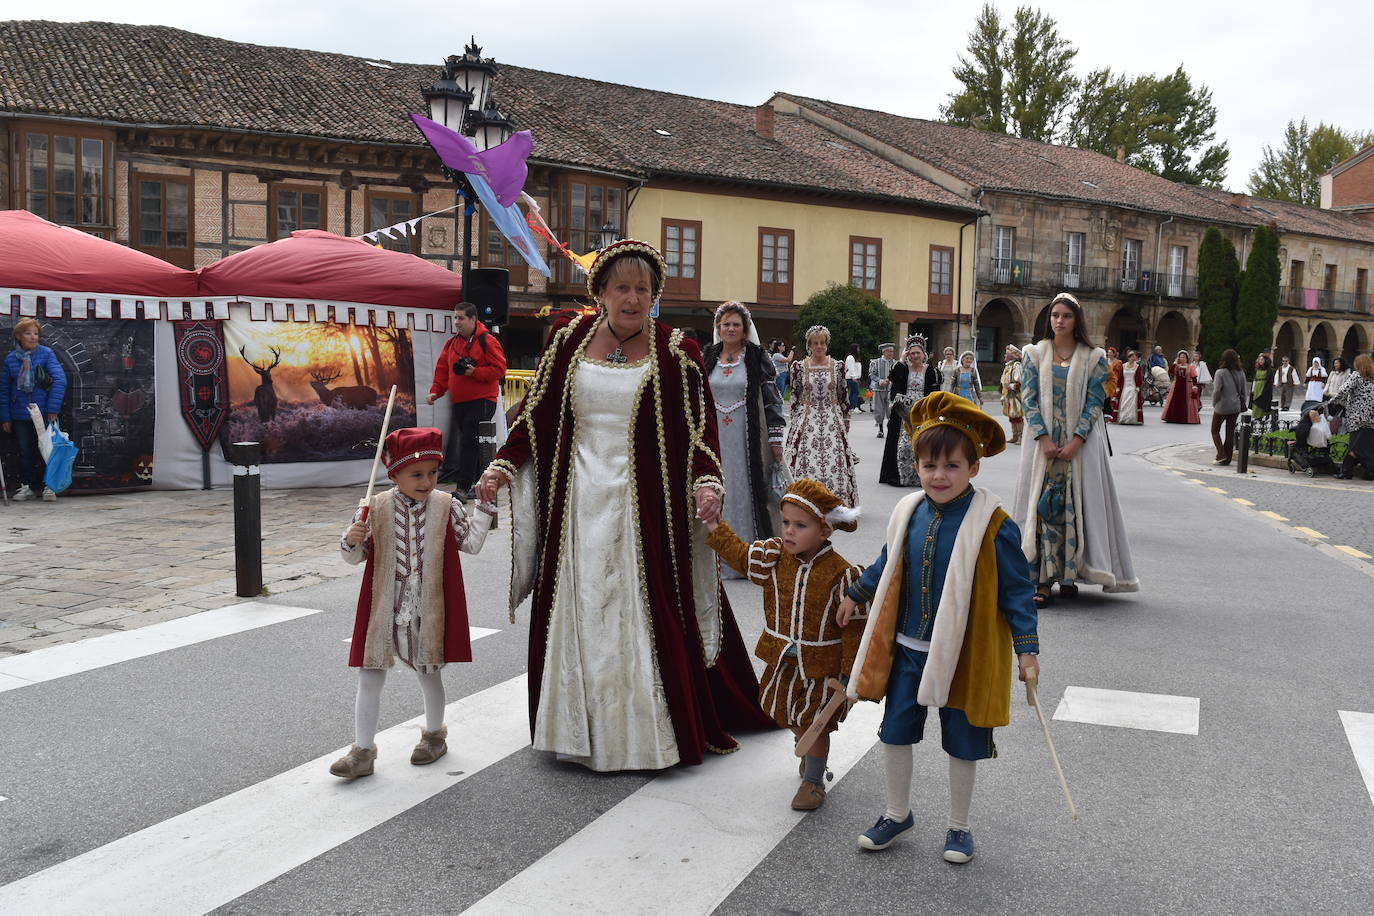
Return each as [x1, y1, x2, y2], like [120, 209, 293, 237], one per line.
[419, 39, 514, 294]
[594, 221, 619, 250]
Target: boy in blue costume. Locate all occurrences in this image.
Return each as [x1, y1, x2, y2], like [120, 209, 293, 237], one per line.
[836, 392, 1039, 863]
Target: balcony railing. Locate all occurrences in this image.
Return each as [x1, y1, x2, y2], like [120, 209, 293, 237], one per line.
[979, 259, 1197, 298]
[1283, 287, 1374, 313]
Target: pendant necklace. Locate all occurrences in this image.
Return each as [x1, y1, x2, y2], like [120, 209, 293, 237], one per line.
[606, 322, 645, 364]
[1054, 345, 1074, 368]
[720, 349, 742, 377]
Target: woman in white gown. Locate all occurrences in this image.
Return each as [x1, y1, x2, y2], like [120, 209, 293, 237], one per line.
[479, 240, 771, 771]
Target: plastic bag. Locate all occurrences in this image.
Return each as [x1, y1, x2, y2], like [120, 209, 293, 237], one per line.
[44, 420, 78, 494]
[27, 403, 53, 461]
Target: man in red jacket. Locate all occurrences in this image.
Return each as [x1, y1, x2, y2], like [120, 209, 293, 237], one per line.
[426, 302, 507, 495]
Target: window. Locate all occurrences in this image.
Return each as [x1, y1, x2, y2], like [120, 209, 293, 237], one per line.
[758, 228, 794, 304]
[1121, 238, 1142, 290]
[993, 227, 1015, 283]
[850, 236, 881, 298]
[269, 184, 325, 240]
[1322, 263, 1339, 309]
[133, 173, 193, 268]
[481, 209, 529, 286]
[366, 191, 419, 254]
[1290, 260, 1305, 290]
[1168, 245, 1187, 297]
[1357, 268, 1368, 305]
[663, 219, 702, 299]
[550, 175, 626, 286]
[1063, 232, 1084, 288]
[929, 245, 953, 311]
[16, 124, 113, 233]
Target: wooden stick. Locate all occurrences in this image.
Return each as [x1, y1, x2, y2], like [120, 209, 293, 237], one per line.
[1025, 672, 1078, 820]
[795, 678, 850, 757]
[358, 384, 398, 522]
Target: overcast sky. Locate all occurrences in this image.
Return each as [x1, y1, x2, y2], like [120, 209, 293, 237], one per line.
[5, 0, 1371, 191]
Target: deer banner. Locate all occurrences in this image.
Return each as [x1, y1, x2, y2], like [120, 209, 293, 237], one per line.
[220, 318, 417, 464]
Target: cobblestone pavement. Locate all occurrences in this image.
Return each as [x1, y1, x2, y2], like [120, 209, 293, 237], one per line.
[0, 486, 508, 655]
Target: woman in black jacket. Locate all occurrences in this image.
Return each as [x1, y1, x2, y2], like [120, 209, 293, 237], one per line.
[878, 335, 941, 486]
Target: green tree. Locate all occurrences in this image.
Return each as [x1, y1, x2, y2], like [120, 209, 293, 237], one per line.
[1234, 224, 1281, 362]
[794, 284, 896, 367]
[942, 4, 1078, 143]
[1247, 119, 1374, 204]
[1067, 66, 1228, 186]
[1196, 227, 1240, 367]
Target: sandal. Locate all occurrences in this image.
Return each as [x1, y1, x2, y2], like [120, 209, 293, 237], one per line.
[1033, 590, 1054, 609]
[1059, 582, 1079, 599]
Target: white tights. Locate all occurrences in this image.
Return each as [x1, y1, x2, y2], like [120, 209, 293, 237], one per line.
[883, 744, 978, 830]
[354, 667, 446, 749]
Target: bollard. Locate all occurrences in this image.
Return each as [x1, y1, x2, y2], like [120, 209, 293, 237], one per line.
[478, 418, 499, 530]
[1236, 415, 1251, 475]
[231, 441, 263, 597]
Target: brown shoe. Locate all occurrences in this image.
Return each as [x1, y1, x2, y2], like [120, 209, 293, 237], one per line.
[411, 725, 448, 765]
[791, 780, 826, 811]
[329, 744, 376, 779]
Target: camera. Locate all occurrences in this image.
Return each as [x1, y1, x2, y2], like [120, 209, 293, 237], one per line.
[454, 356, 476, 374]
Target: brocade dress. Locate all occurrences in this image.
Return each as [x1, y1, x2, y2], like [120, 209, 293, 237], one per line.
[709, 355, 774, 578]
[534, 359, 679, 770]
[785, 359, 859, 507]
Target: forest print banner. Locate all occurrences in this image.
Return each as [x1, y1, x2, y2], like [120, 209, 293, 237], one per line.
[220, 318, 416, 464]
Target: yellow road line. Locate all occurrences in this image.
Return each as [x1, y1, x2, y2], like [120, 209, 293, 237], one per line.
[1231, 498, 1255, 506]
[1293, 526, 1329, 539]
[1186, 478, 1205, 484]
[1336, 545, 1373, 560]
[1260, 511, 1288, 521]
[1207, 486, 1227, 494]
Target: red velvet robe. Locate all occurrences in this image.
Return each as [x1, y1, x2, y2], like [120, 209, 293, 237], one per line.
[493, 316, 773, 765]
[1161, 363, 1200, 424]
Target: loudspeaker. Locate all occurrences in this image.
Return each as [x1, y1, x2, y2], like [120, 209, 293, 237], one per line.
[467, 268, 509, 326]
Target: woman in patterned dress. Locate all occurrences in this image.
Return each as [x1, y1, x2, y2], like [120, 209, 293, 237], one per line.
[785, 325, 859, 508]
[1012, 293, 1137, 608]
[703, 302, 786, 579]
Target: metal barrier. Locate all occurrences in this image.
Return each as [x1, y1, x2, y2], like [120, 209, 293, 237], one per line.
[503, 369, 535, 407]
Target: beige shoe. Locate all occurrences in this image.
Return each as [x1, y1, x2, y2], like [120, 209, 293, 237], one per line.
[411, 725, 448, 765]
[791, 780, 826, 811]
[329, 744, 376, 779]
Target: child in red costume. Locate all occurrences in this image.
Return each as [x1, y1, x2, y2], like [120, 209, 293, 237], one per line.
[330, 427, 495, 779]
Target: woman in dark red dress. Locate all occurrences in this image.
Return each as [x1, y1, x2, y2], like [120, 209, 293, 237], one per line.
[1161, 350, 1200, 424]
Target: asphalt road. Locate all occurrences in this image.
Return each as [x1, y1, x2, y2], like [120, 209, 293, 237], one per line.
[1, 401, 1371, 915]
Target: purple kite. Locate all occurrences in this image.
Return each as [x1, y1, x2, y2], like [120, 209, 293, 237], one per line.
[409, 114, 531, 208]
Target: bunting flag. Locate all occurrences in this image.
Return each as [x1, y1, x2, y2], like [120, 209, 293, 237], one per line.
[409, 115, 531, 208]
[357, 203, 460, 246]
[523, 193, 598, 273]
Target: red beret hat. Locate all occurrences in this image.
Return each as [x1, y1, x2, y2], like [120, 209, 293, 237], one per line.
[383, 427, 444, 477]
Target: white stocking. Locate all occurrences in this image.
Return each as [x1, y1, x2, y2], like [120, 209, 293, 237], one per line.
[416, 669, 446, 733]
[948, 756, 977, 831]
[354, 668, 387, 749]
[883, 743, 914, 821]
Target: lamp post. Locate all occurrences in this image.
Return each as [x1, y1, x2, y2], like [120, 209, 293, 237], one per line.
[420, 39, 514, 294]
[594, 221, 619, 251]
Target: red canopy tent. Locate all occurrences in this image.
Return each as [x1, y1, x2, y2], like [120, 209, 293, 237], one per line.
[0, 209, 198, 298]
[195, 230, 460, 308]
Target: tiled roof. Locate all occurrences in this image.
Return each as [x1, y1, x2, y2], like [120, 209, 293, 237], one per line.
[0, 21, 977, 213]
[777, 93, 1252, 227]
[1187, 187, 1374, 245]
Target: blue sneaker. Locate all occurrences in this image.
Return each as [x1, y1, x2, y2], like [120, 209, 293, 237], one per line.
[943, 828, 975, 863]
[858, 811, 914, 851]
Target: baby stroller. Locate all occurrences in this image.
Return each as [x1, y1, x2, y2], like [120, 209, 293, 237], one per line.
[1288, 400, 1337, 478]
[1143, 365, 1169, 406]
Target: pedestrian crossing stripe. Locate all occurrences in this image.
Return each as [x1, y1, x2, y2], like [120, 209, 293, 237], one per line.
[1053, 686, 1200, 736]
[0, 675, 532, 916]
[463, 701, 885, 915]
[1339, 711, 1374, 809]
